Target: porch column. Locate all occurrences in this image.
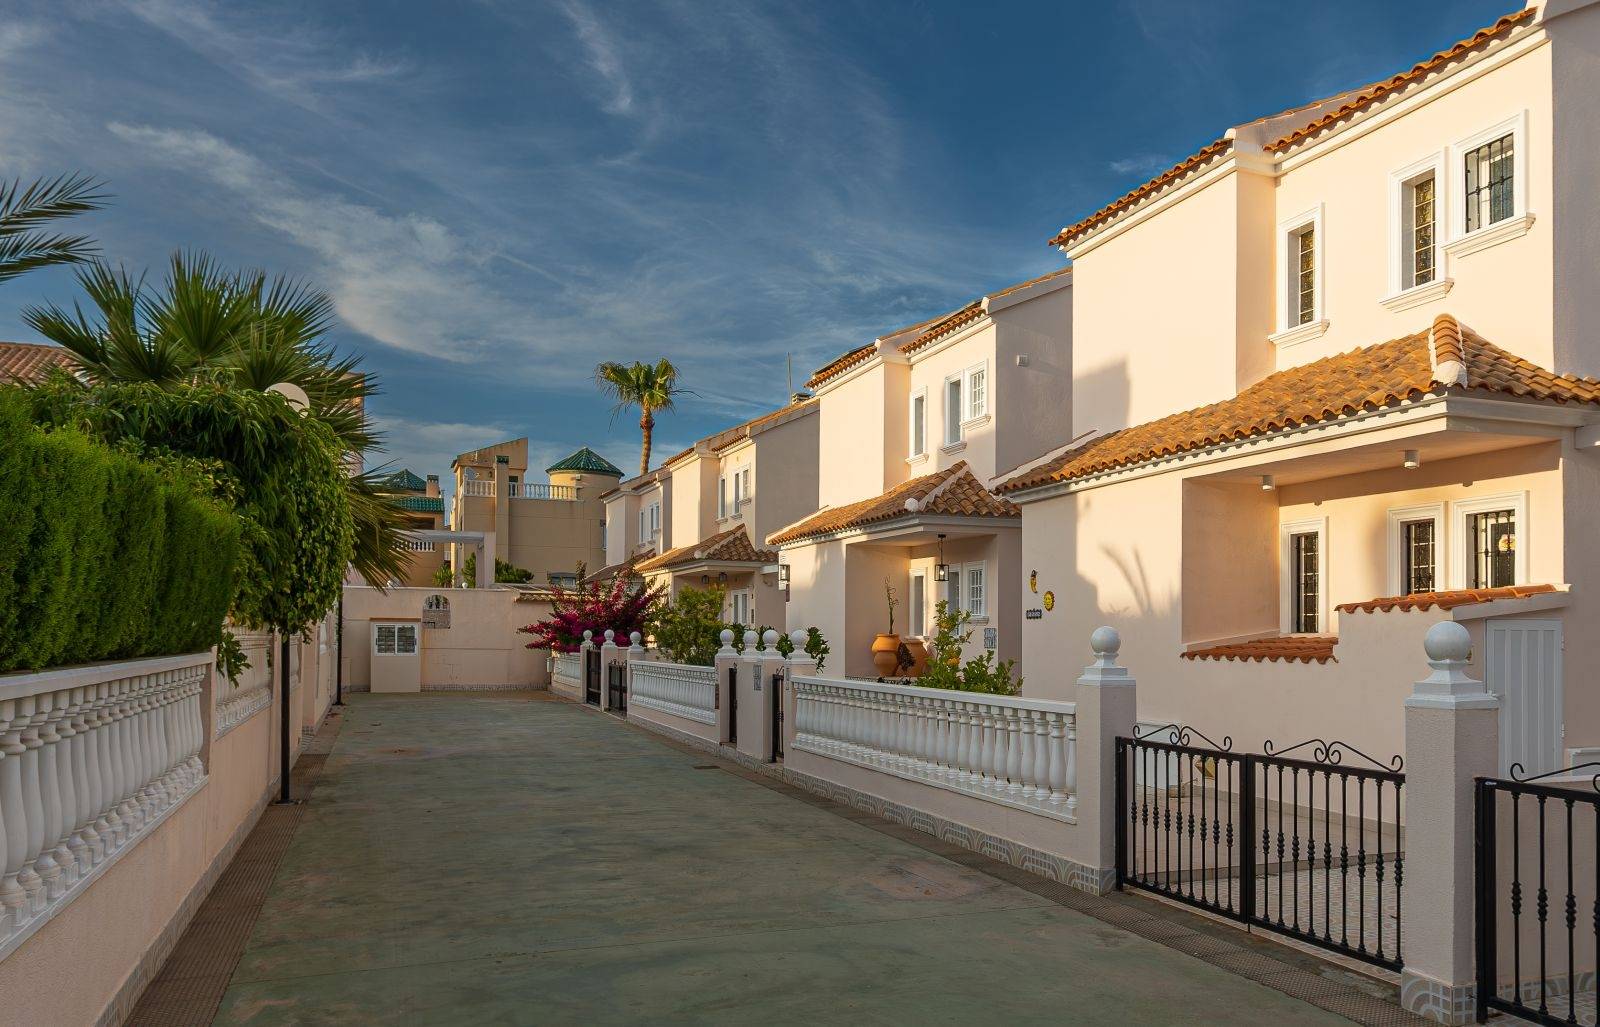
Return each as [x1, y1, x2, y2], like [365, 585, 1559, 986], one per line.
[1073, 626, 1136, 894]
[599, 630, 620, 712]
[712, 630, 739, 745]
[1399, 621, 1499, 1025]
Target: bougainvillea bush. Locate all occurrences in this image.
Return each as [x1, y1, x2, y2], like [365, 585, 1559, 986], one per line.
[519, 574, 664, 653]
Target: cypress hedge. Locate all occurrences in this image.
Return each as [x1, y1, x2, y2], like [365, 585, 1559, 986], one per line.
[0, 390, 241, 673]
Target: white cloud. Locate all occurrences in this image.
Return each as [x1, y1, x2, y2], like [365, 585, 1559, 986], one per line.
[1108, 153, 1175, 178]
[555, 0, 635, 116]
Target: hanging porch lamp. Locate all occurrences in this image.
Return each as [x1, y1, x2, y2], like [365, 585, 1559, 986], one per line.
[934, 533, 949, 583]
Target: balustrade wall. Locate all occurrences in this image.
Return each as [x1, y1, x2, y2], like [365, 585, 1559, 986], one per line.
[628, 661, 717, 738]
[791, 678, 1077, 821]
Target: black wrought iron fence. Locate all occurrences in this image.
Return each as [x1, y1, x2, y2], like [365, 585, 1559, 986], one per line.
[1116, 727, 1404, 971]
[1476, 765, 1600, 1026]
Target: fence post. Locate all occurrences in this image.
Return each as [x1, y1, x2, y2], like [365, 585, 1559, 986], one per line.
[712, 630, 738, 745]
[600, 629, 619, 711]
[625, 631, 645, 709]
[1074, 626, 1136, 894]
[736, 631, 762, 761]
[782, 630, 814, 758]
[1399, 621, 1499, 1026]
[758, 631, 786, 762]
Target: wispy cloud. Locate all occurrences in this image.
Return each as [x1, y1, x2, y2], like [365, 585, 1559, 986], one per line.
[1107, 153, 1175, 178]
[555, 0, 635, 116]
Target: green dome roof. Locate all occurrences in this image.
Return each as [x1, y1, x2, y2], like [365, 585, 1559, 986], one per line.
[381, 468, 428, 492]
[546, 447, 623, 477]
[396, 495, 444, 513]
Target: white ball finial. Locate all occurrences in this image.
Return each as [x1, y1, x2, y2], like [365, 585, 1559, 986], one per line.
[604, 628, 615, 643]
[582, 629, 593, 641]
[790, 629, 809, 651]
[630, 631, 642, 646]
[1424, 621, 1472, 663]
[743, 629, 759, 650]
[904, 498, 920, 513]
[719, 628, 734, 646]
[763, 629, 780, 649]
[1090, 625, 1121, 659]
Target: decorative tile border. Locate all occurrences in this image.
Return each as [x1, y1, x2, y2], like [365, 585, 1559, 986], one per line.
[622, 712, 1114, 896]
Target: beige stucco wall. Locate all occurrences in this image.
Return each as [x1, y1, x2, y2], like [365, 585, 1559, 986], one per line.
[1552, 3, 1600, 379]
[1272, 35, 1555, 372]
[816, 358, 912, 508]
[907, 326, 1000, 481]
[342, 586, 552, 690]
[993, 284, 1075, 479]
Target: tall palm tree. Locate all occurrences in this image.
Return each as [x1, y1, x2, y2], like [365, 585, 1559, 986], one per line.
[23, 250, 409, 585]
[0, 174, 106, 284]
[595, 358, 684, 474]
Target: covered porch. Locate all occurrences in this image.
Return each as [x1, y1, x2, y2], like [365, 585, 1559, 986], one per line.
[635, 524, 784, 628]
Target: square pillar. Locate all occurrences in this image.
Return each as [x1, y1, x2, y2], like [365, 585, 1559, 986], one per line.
[1073, 626, 1136, 894]
[599, 630, 621, 712]
[712, 630, 739, 745]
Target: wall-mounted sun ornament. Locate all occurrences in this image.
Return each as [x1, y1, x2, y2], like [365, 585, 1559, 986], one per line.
[1042, 590, 1055, 611]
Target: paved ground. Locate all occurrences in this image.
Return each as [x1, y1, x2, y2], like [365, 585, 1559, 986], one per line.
[204, 693, 1381, 1025]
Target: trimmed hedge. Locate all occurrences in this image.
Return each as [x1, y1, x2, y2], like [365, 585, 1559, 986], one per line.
[0, 390, 241, 673]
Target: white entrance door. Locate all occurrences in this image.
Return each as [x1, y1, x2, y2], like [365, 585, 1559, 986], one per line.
[1486, 619, 1563, 776]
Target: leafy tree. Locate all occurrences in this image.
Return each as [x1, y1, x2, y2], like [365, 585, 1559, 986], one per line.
[24, 377, 353, 635]
[0, 173, 105, 284]
[917, 599, 1021, 695]
[594, 358, 685, 474]
[519, 574, 664, 653]
[650, 586, 729, 665]
[440, 552, 535, 587]
[22, 251, 408, 585]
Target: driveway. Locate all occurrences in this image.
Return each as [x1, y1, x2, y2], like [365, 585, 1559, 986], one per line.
[208, 693, 1370, 1025]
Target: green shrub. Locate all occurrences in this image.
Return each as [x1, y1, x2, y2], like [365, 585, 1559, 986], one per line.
[0, 388, 241, 672]
[649, 585, 728, 666]
[917, 600, 1021, 695]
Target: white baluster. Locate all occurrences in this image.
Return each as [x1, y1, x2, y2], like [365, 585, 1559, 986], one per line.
[962, 703, 982, 784]
[18, 696, 53, 910]
[0, 699, 27, 935]
[1046, 710, 1067, 805]
[1003, 707, 1024, 797]
[1064, 714, 1078, 816]
[1029, 711, 1050, 806]
[94, 683, 124, 851]
[47, 690, 80, 884]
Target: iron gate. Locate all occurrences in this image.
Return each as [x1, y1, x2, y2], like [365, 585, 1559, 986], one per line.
[607, 662, 627, 713]
[584, 648, 600, 706]
[1116, 727, 1404, 971]
[726, 665, 737, 745]
[770, 670, 784, 761]
[1476, 766, 1600, 1025]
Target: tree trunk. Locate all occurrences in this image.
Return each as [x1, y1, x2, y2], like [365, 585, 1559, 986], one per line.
[638, 408, 654, 475]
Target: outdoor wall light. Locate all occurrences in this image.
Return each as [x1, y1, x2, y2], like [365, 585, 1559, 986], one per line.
[935, 533, 949, 582]
[718, 572, 728, 585]
[1403, 449, 1421, 470]
[777, 564, 790, 588]
[1260, 474, 1275, 492]
[701, 574, 710, 585]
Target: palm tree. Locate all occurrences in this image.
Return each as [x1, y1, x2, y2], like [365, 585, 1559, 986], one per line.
[595, 358, 684, 474]
[0, 174, 106, 284]
[23, 250, 410, 585]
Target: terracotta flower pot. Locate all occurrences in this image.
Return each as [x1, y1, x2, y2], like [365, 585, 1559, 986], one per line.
[871, 633, 901, 677]
[902, 639, 929, 677]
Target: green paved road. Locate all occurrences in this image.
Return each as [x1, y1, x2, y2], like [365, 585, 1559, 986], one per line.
[213, 693, 1354, 1025]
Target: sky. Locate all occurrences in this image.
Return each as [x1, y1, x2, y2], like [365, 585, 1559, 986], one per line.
[0, 0, 1515, 501]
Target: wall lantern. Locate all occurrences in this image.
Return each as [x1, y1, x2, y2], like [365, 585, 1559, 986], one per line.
[701, 574, 710, 585]
[1259, 474, 1275, 492]
[934, 533, 949, 582]
[1403, 449, 1421, 470]
[777, 564, 791, 588]
[717, 571, 728, 585]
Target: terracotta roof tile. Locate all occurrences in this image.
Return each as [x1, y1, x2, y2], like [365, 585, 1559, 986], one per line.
[0, 341, 78, 384]
[768, 461, 1018, 546]
[1266, 9, 1535, 153]
[583, 554, 648, 583]
[1182, 636, 1338, 664]
[635, 525, 776, 573]
[706, 398, 817, 453]
[1336, 584, 1558, 615]
[998, 315, 1600, 494]
[903, 267, 1073, 354]
[1048, 138, 1232, 248]
[805, 344, 876, 390]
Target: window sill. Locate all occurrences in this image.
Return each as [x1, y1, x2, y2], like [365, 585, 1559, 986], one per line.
[940, 440, 967, 455]
[1380, 278, 1454, 312]
[1268, 318, 1330, 349]
[960, 413, 992, 431]
[905, 452, 929, 466]
[1443, 213, 1535, 259]
[966, 615, 990, 625]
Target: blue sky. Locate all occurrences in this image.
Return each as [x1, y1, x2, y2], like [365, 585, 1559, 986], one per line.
[0, 0, 1513, 492]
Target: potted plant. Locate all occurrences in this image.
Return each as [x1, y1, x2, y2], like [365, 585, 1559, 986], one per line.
[871, 576, 902, 677]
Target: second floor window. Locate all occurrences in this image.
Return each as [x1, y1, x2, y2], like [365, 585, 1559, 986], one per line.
[718, 475, 728, 518]
[944, 377, 962, 445]
[910, 390, 926, 457]
[739, 467, 752, 503]
[1464, 133, 1514, 234]
[1405, 176, 1436, 288]
[967, 366, 987, 420]
[1295, 227, 1316, 326]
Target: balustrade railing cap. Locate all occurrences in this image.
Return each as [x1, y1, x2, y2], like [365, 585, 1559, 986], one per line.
[786, 629, 811, 661]
[1407, 619, 1496, 709]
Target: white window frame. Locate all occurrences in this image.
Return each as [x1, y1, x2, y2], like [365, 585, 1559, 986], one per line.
[909, 570, 927, 637]
[717, 474, 728, 518]
[1383, 151, 1452, 310]
[962, 362, 989, 424]
[908, 387, 928, 460]
[1445, 111, 1532, 258]
[943, 374, 964, 448]
[1386, 502, 1446, 596]
[373, 622, 417, 657]
[1452, 492, 1529, 590]
[738, 465, 752, 506]
[728, 589, 752, 626]
[963, 562, 987, 621]
[1270, 204, 1328, 348]
[1279, 517, 1328, 636]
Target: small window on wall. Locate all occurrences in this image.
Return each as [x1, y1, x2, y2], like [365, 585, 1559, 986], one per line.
[909, 572, 926, 637]
[1464, 134, 1515, 234]
[965, 365, 987, 420]
[718, 475, 728, 517]
[1468, 508, 1517, 589]
[1289, 531, 1320, 633]
[1401, 519, 1437, 595]
[1293, 226, 1316, 326]
[966, 565, 987, 619]
[944, 377, 962, 445]
[374, 623, 417, 656]
[729, 590, 751, 626]
[1403, 175, 1436, 289]
[739, 467, 752, 504]
[909, 390, 926, 457]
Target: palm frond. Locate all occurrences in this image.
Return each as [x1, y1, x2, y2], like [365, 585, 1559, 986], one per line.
[0, 174, 108, 284]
